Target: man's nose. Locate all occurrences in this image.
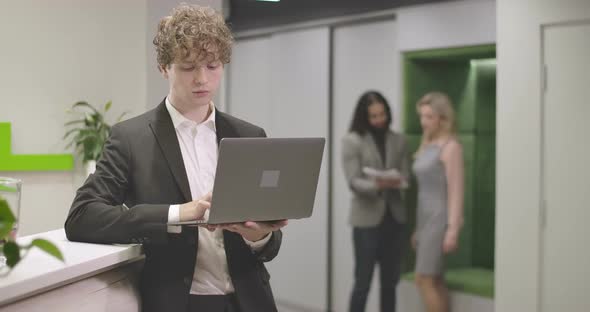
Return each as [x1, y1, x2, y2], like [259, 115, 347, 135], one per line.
[194, 67, 208, 85]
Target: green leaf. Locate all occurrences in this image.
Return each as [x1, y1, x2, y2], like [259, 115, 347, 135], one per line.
[74, 130, 99, 144]
[0, 185, 18, 193]
[72, 101, 99, 114]
[93, 144, 103, 161]
[64, 100, 114, 162]
[31, 239, 64, 262]
[116, 111, 128, 122]
[3, 241, 20, 268]
[65, 140, 76, 150]
[104, 100, 112, 112]
[0, 198, 16, 224]
[85, 113, 95, 124]
[0, 198, 16, 242]
[0, 221, 14, 239]
[63, 127, 83, 139]
[64, 120, 85, 126]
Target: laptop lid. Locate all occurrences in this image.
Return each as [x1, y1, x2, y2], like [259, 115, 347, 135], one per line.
[205, 137, 325, 225]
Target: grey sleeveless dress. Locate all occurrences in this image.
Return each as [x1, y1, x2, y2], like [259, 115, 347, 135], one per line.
[412, 144, 448, 275]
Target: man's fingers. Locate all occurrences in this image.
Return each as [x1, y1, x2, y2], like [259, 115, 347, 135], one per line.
[243, 221, 261, 230]
[219, 219, 289, 233]
[205, 224, 217, 232]
[203, 192, 212, 202]
[244, 220, 288, 231]
[275, 220, 288, 228]
[264, 220, 288, 230]
[198, 200, 211, 210]
[219, 223, 242, 232]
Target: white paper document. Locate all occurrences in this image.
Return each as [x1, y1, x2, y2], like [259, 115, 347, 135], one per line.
[362, 167, 409, 189]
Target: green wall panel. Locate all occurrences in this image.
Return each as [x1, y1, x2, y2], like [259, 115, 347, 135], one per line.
[0, 122, 73, 171]
[473, 134, 496, 269]
[404, 61, 474, 134]
[474, 60, 497, 133]
[404, 45, 496, 62]
[403, 44, 496, 135]
[401, 45, 496, 281]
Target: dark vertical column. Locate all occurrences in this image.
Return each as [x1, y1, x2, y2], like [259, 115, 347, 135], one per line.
[326, 26, 335, 312]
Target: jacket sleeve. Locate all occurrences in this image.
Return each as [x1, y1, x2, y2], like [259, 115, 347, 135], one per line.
[341, 134, 380, 198]
[253, 229, 282, 262]
[65, 124, 171, 245]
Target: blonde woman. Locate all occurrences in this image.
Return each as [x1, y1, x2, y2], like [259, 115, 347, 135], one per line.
[412, 92, 464, 312]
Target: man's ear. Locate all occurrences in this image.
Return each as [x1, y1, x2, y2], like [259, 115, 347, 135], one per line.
[159, 65, 169, 79]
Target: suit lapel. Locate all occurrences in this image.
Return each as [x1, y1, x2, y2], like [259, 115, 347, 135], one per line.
[215, 110, 240, 144]
[365, 133, 384, 168]
[149, 101, 192, 202]
[385, 131, 395, 168]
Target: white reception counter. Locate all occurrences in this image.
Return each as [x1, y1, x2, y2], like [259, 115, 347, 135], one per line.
[0, 229, 144, 311]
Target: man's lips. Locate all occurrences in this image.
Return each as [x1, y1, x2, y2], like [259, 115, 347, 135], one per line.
[193, 90, 209, 97]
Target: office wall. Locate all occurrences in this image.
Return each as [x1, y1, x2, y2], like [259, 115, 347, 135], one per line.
[0, 0, 147, 235]
[228, 28, 330, 311]
[0, 0, 223, 235]
[496, 1, 590, 311]
[396, 0, 495, 53]
[226, 36, 273, 129]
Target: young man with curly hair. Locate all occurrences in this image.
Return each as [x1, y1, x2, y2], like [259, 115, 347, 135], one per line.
[65, 4, 286, 312]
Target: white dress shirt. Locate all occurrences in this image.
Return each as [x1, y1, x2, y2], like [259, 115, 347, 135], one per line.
[164, 98, 270, 295]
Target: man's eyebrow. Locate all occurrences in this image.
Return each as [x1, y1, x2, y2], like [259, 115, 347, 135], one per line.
[179, 59, 221, 65]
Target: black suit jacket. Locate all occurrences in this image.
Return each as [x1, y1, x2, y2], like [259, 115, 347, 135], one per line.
[65, 101, 281, 312]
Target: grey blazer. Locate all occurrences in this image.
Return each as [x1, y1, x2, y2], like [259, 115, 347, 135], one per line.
[342, 130, 410, 227]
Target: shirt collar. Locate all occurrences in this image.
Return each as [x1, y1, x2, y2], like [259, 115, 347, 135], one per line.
[165, 97, 216, 132]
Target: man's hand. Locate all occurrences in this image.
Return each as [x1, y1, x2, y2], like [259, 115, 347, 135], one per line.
[179, 192, 211, 221]
[376, 177, 402, 189]
[217, 220, 288, 242]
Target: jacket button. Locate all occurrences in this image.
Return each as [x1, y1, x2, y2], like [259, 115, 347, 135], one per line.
[183, 277, 192, 286]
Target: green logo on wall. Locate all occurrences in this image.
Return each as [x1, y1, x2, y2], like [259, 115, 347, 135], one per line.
[0, 123, 73, 171]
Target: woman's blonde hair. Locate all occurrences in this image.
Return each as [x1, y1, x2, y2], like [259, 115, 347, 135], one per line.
[153, 4, 233, 68]
[415, 92, 456, 156]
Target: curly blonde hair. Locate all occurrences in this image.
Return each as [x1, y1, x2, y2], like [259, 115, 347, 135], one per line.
[153, 4, 233, 68]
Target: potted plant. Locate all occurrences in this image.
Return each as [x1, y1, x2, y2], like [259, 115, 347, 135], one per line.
[0, 197, 63, 275]
[63, 101, 126, 175]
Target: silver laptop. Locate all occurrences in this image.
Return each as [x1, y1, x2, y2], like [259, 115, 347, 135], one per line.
[169, 137, 325, 225]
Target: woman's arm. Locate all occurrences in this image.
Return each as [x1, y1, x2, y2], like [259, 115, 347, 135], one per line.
[441, 140, 464, 252]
